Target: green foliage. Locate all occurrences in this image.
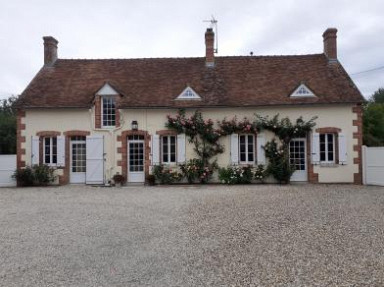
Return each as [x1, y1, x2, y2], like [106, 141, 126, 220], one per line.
[370, 88, 384, 104]
[0, 95, 17, 154]
[264, 140, 295, 184]
[218, 165, 253, 184]
[217, 116, 258, 135]
[363, 88, 384, 146]
[254, 164, 267, 182]
[255, 114, 317, 145]
[166, 110, 223, 181]
[179, 158, 215, 183]
[152, 165, 183, 184]
[13, 164, 55, 186]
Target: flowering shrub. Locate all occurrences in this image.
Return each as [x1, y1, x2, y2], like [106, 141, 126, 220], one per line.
[218, 116, 259, 135]
[254, 164, 267, 182]
[152, 165, 183, 184]
[264, 139, 295, 184]
[218, 165, 253, 184]
[179, 158, 214, 183]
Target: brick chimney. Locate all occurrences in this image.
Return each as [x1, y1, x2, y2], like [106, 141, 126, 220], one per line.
[43, 36, 58, 66]
[323, 28, 337, 61]
[205, 28, 215, 67]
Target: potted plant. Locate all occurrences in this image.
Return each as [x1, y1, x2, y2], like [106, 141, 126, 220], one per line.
[112, 173, 125, 187]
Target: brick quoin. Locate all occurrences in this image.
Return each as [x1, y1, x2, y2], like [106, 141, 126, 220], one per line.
[16, 110, 26, 170]
[352, 105, 363, 184]
[95, 96, 101, 129]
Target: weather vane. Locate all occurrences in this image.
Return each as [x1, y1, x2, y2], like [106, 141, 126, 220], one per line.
[203, 15, 218, 53]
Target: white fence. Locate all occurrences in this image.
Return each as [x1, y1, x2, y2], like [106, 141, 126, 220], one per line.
[0, 155, 16, 187]
[362, 146, 384, 186]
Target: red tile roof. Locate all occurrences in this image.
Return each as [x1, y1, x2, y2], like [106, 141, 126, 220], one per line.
[19, 54, 364, 109]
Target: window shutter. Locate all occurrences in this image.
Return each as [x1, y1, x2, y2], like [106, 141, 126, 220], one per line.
[177, 134, 186, 164]
[57, 136, 65, 167]
[152, 134, 160, 165]
[31, 136, 40, 165]
[256, 133, 266, 165]
[230, 133, 239, 165]
[338, 133, 347, 165]
[311, 133, 320, 164]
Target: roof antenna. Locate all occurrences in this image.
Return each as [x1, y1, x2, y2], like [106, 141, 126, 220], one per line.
[203, 15, 218, 54]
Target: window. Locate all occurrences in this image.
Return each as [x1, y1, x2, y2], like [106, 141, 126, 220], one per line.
[161, 136, 176, 163]
[176, 86, 201, 100]
[44, 137, 57, 165]
[239, 134, 254, 164]
[102, 96, 116, 127]
[290, 84, 315, 97]
[320, 133, 335, 163]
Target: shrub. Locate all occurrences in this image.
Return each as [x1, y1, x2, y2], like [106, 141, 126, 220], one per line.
[146, 174, 156, 186]
[13, 164, 55, 186]
[179, 158, 215, 183]
[254, 164, 267, 183]
[33, 164, 55, 185]
[218, 165, 253, 184]
[153, 165, 183, 184]
[264, 140, 295, 184]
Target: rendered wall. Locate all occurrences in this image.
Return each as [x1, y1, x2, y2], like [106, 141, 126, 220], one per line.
[21, 104, 359, 183]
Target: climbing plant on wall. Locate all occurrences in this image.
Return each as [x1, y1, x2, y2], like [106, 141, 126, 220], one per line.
[255, 114, 317, 183]
[166, 110, 224, 178]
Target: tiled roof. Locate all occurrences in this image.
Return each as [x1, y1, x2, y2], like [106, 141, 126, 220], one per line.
[19, 54, 364, 109]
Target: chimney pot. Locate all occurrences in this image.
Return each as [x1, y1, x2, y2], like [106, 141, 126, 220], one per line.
[205, 28, 215, 67]
[323, 28, 337, 61]
[43, 36, 58, 66]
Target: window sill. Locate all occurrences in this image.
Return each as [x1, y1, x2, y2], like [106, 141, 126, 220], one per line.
[319, 162, 337, 167]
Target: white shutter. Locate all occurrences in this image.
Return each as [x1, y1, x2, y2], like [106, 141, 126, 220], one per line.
[230, 133, 239, 165]
[338, 133, 347, 165]
[257, 133, 266, 165]
[311, 133, 320, 164]
[177, 134, 186, 164]
[86, 135, 104, 184]
[152, 134, 160, 165]
[57, 136, 65, 167]
[31, 136, 40, 165]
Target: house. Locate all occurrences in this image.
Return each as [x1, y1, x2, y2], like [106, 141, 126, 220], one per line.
[16, 28, 364, 185]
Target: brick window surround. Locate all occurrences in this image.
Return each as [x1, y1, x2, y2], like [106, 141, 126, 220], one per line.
[117, 130, 151, 183]
[36, 131, 61, 166]
[95, 95, 120, 129]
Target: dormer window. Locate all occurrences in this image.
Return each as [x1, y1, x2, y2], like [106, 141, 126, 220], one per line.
[95, 83, 120, 129]
[102, 96, 116, 127]
[176, 86, 201, 100]
[290, 83, 316, 98]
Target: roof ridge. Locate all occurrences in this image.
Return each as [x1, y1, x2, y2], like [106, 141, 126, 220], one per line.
[55, 53, 325, 62]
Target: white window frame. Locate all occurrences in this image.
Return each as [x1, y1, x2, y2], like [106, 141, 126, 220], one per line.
[43, 136, 57, 166]
[161, 135, 177, 164]
[319, 133, 335, 163]
[101, 96, 116, 127]
[239, 134, 255, 164]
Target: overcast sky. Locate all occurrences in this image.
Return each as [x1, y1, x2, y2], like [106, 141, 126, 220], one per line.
[1, 0, 383, 100]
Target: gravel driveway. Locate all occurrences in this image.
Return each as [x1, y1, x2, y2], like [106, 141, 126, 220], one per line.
[0, 184, 383, 286]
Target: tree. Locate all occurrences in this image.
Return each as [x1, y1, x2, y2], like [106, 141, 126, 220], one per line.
[363, 88, 384, 146]
[0, 95, 17, 154]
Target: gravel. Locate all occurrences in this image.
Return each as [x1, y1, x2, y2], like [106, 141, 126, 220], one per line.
[0, 184, 384, 286]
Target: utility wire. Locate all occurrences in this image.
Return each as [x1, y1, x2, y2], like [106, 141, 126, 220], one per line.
[350, 65, 384, 76]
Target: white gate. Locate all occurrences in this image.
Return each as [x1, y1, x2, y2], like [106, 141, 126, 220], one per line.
[0, 155, 16, 187]
[363, 146, 384, 186]
[86, 135, 105, 185]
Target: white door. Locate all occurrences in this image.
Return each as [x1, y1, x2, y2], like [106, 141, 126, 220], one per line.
[86, 135, 105, 185]
[128, 135, 145, 183]
[70, 136, 86, 184]
[289, 138, 308, 182]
